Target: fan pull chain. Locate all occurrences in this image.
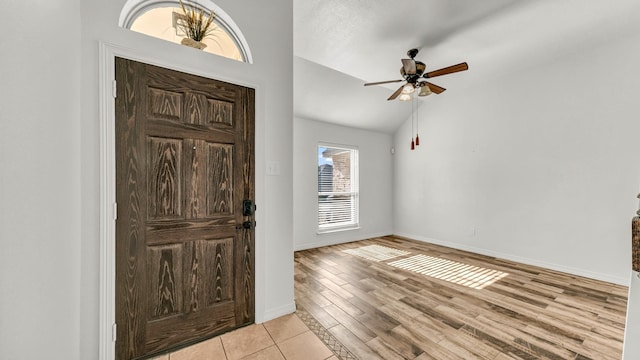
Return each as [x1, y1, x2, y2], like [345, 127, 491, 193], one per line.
[415, 96, 420, 146]
[410, 99, 415, 150]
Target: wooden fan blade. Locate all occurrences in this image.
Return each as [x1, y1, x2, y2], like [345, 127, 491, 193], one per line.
[387, 85, 404, 101]
[425, 81, 446, 94]
[425, 62, 468, 78]
[402, 59, 416, 75]
[364, 79, 403, 86]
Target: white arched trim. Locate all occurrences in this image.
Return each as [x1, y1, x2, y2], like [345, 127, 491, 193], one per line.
[119, 0, 253, 63]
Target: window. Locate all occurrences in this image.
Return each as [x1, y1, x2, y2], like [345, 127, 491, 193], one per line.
[120, 0, 252, 63]
[318, 144, 359, 233]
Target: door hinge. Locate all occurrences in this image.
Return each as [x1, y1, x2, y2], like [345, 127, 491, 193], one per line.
[112, 80, 117, 98]
[112, 323, 117, 342]
[113, 202, 118, 220]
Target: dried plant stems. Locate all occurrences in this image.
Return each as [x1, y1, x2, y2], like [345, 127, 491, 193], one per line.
[179, 0, 216, 42]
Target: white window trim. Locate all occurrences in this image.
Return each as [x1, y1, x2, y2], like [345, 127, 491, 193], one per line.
[317, 143, 359, 234]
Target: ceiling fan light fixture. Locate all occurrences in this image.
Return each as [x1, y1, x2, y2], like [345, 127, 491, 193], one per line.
[364, 48, 468, 100]
[402, 84, 415, 94]
[419, 85, 432, 97]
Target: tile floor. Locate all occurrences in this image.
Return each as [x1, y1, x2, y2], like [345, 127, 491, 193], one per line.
[151, 313, 337, 360]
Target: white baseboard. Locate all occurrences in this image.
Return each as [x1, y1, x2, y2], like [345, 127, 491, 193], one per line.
[258, 302, 297, 324]
[294, 232, 392, 251]
[395, 232, 629, 286]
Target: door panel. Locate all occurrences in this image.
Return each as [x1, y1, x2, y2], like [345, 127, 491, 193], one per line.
[115, 57, 254, 360]
[147, 137, 182, 220]
[207, 143, 234, 215]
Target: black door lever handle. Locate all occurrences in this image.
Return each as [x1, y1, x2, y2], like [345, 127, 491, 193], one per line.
[236, 221, 255, 230]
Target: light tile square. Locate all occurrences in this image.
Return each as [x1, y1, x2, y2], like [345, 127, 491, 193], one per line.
[169, 337, 225, 360]
[239, 345, 285, 360]
[264, 314, 309, 343]
[221, 324, 274, 360]
[277, 331, 333, 360]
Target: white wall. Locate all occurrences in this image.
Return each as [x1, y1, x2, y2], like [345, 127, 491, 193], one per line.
[1, 1, 294, 359]
[293, 117, 393, 250]
[394, 26, 640, 358]
[393, 19, 640, 294]
[0, 0, 82, 359]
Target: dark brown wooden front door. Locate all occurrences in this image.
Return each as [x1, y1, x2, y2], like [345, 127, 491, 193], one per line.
[114, 57, 255, 360]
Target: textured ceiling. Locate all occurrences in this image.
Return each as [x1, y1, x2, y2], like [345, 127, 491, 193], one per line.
[293, 0, 640, 133]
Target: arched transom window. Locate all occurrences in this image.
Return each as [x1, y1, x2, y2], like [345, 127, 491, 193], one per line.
[120, 0, 252, 63]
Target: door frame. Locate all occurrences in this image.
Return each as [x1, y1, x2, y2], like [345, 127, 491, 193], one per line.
[98, 42, 265, 360]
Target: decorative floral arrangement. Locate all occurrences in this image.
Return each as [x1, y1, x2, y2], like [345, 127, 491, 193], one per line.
[178, 0, 216, 42]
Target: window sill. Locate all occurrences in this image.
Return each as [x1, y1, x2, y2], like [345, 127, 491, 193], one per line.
[317, 226, 360, 235]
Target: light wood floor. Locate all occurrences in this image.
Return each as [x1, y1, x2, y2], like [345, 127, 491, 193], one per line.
[294, 236, 628, 360]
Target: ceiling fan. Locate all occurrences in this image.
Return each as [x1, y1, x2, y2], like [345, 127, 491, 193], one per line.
[364, 48, 469, 101]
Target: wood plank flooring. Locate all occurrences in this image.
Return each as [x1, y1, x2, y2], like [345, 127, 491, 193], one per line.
[294, 236, 628, 360]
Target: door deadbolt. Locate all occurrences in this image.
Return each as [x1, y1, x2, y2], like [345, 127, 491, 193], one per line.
[243, 200, 256, 216]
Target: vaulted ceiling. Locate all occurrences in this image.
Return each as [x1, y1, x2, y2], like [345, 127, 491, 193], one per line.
[293, 0, 640, 133]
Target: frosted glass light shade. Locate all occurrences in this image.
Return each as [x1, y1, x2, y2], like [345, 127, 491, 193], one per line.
[402, 84, 415, 94]
[419, 85, 432, 96]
